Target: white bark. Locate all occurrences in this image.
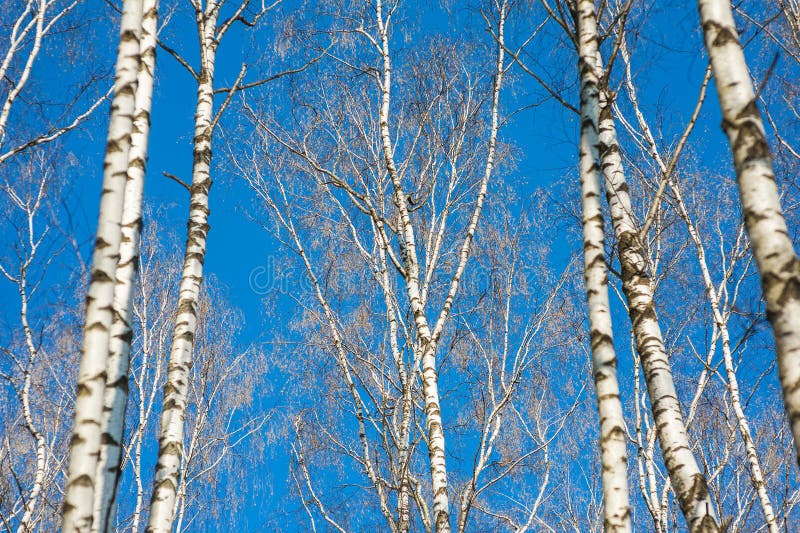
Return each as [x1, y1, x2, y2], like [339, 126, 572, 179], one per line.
[573, 1, 718, 530]
[0, 0, 99, 165]
[375, 228, 414, 533]
[698, 0, 800, 469]
[125, 235, 171, 533]
[146, 4, 218, 530]
[62, 1, 143, 530]
[576, 8, 631, 526]
[373, 2, 506, 530]
[0, 170, 51, 533]
[614, 31, 779, 531]
[92, 1, 157, 531]
[673, 180, 779, 532]
[373, 2, 449, 526]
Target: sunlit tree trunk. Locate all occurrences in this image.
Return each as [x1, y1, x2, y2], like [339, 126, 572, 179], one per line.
[374, 2, 506, 530]
[374, 228, 414, 533]
[62, 1, 143, 530]
[613, 31, 780, 530]
[4, 167, 51, 533]
[672, 180, 779, 532]
[146, 4, 218, 531]
[576, 8, 631, 527]
[91, 1, 157, 531]
[573, 1, 719, 531]
[373, 2, 450, 528]
[698, 0, 800, 469]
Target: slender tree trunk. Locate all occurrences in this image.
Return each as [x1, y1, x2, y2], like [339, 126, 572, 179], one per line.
[576, 10, 631, 527]
[573, 2, 719, 531]
[0, 0, 45, 148]
[598, 80, 719, 532]
[672, 181, 779, 532]
[615, 33, 779, 529]
[145, 7, 217, 531]
[375, 229, 414, 533]
[92, 2, 157, 531]
[17, 273, 47, 533]
[373, 3, 506, 529]
[287, 206, 398, 531]
[698, 0, 800, 468]
[130, 273, 161, 533]
[63, 1, 143, 530]
[374, 3, 451, 529]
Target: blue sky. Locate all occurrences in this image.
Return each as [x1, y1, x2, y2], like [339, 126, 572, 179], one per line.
[2, 0, 797, 530]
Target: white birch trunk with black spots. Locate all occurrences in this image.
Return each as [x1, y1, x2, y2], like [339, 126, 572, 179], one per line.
[670, 180, 779, 532]
[146, 5, 217, 531]
[374, 3, 450, 529]
[698, 0, 800, 469]
[573, 1, 719, 531]
[91, 1, 157, 531]
[576, 5, 632, 526]
[374, 2, 506, 530]
[63, 1, 142, 530]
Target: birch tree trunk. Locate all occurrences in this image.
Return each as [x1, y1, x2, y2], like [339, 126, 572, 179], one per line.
[146, 4, 218, 531]
[3, 166, 52, 533]
[92, 1, 158, 531]
[573, 1, 719, 531]
[373, 3, 506, 529]
[698, 0, 800, 468]
[62, 1, 143, 530]
[673, 181, 779, 532]
[374, 4, 450, 529]
[576, 14, 631, 527]
[613, 32, 779, 530]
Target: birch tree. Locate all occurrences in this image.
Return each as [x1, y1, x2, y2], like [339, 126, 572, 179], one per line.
[371, 2, 507, 527]
[147, 1, 295, 529]
[576, 15, 631, 528]
[0, 154, 54, 533]
[145, 2, 242, 527]
[567, 0, 720, 529]
[698, 0, 800, 469]
[5, 0, 800, 529]
[63, 1, 145, 530]
[92, 2, 159, 531]
[355, 3, 506, 528]
[611, 26, 781, 529]
[232, 2, 596, 530]
[0, 151, 83, 532]
[116, 223, 175, 533]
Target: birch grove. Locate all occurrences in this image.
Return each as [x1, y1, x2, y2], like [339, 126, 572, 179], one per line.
[4, 0, 800, 530]
[569, 1, 720, 529]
